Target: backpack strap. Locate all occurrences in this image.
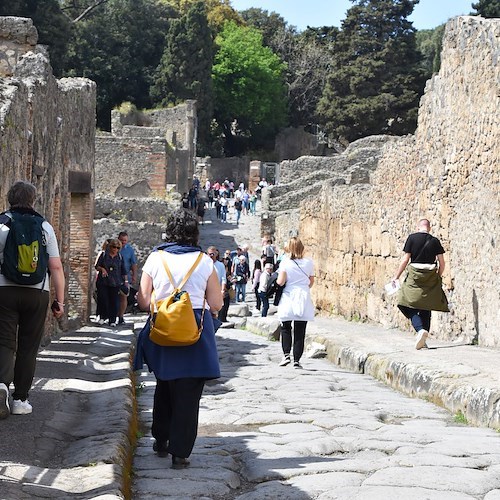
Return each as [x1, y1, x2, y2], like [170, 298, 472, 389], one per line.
[413, 234, 433, 263]
[150, 252, 206, 321]
[158, 250, 203, 290]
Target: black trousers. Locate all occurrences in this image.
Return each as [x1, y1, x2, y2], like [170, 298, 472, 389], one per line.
[152, 377, 205, 458]
[281, 320, 308, 362]
[0, 286, 49, 401]
[218, 294, 230, 322]
[97, 282, 119, 323]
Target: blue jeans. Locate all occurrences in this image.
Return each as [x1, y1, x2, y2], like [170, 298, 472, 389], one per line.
[398, 305, 431, 332]
[235, 282, 246, 302]
[259, 292, 269, 317]
[236, 210, 241, 224]
[221, 206, 227, 222]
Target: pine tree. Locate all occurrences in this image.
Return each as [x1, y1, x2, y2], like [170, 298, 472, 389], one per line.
[151, 1, 214, 148]
[317, 0, 426, 143]
[471, 0, 500, 18]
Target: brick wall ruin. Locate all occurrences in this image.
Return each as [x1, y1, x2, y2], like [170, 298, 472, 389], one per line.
[0, 17, 96, 337]
[271, 16, 500, 347]
[95, 101, 196, 197]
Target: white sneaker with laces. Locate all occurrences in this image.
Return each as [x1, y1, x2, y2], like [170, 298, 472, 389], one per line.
[0, 383, 10, 419]
[415, 329, 429, 350]
[279, 355, 291, 367]
[11, 399, 32, 415]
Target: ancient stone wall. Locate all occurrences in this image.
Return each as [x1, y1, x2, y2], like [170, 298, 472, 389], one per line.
[96, 101, 196, 197]
[92, 196, 179, 295]
[289, 16, 499, 347]
[274, 126, 334, 161]
[196, 156, 250, 187]
[0, 17, 96, 337]
[95, 134, 167, 197]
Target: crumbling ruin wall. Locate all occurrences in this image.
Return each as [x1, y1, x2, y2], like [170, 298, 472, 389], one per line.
[0, 17, 96, 336]
[96, 101, 196, 197]
[276, 16, 500, 347]
[92, 196, 180, 301]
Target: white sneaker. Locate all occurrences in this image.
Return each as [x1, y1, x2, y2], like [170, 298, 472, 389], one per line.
[279, 355, 291, 367]
[293, 361, 303, 369]
[109, 322, 117, 327]
[98, 318, 106, 325]
[0, 383, 10, 419]
[415, 329, 429, 350]
[11, 399, 32, 415]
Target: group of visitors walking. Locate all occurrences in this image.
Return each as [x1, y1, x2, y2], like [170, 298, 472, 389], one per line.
[0, 178, 448, 474]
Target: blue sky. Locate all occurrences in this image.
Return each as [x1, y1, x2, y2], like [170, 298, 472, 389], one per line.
[230, 0, 475, 31]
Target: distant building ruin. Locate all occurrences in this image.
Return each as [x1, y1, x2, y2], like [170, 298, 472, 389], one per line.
[95, 101, 197, 196]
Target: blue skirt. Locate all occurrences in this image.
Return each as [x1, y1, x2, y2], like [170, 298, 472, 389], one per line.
[133, 309, 221, 380]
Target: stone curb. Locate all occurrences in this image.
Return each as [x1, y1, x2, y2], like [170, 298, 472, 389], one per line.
[246, 317, 500, 430]
[246, 316, 280, 341]
[0, 321, 138, 499]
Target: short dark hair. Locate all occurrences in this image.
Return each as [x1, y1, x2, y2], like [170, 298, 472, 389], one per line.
[164, 208, 199, 246]
[8, 180, 36, 208]
[118, 231, 128, 238]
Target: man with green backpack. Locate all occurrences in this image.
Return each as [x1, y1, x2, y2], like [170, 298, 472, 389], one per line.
[0, 181, 65, 419]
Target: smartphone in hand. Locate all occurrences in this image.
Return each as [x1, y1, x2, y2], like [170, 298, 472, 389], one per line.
[51, 300, 60, 313]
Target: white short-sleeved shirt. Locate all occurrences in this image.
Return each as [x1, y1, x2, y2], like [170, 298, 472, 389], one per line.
[0, 214, 60, 291]
[277, 257, 315, 321]
[143, 251, 213, 309]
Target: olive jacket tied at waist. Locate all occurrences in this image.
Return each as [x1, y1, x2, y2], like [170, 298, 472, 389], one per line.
[397, 265, 449, 312]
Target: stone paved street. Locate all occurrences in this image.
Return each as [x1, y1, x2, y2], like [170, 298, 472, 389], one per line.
[133, 327, 500, 499]
[132, 205, 500, 499]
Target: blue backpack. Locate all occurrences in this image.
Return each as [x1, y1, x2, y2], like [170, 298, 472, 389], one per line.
[0, 210, 49, 285]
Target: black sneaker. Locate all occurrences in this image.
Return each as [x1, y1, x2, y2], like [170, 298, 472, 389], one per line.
[172, 456, 190, 469]
[153, 440, 169, 457]
[118, 317, 125, 325]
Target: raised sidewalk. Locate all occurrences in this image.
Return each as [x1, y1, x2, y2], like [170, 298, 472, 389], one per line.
[246, 314, 500, 430]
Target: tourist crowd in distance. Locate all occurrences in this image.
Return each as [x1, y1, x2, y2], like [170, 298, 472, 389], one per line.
[182, 175, 270, 225]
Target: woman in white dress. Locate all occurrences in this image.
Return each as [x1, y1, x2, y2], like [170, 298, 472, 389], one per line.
[276, 237, 315, 368]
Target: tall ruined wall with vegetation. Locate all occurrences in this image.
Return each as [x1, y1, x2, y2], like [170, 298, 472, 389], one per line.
[289, 16, 499, 347]
[0, 17, 96, 334]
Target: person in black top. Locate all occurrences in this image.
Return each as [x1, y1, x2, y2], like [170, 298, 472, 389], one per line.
[392, 219, 447, 350]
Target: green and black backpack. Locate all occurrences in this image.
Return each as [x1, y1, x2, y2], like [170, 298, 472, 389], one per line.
[0, 210, 49, 285]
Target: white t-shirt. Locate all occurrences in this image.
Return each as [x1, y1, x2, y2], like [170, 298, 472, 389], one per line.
[277, 257, 315, 321]
[143, 250, 213, 309]
[0, 214, 60, 291]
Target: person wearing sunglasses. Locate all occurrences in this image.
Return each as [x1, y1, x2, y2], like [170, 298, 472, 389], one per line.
[95, 238, 127, 327]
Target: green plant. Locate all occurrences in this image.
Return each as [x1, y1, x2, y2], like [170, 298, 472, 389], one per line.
[454, 410, 468, 425]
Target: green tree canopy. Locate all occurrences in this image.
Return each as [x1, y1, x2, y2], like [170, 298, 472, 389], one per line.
[416, 24, 445, 77]
[0, 0, 72, 75]
[317, 0, 426, 143]
[159, 0, 242, 31]
[64, 0, 172, 129]
[151, 1, 214, 150]
[471, 0, 500, 17]
[240, 9, 336, 128]
[212, 21, 287, 156]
